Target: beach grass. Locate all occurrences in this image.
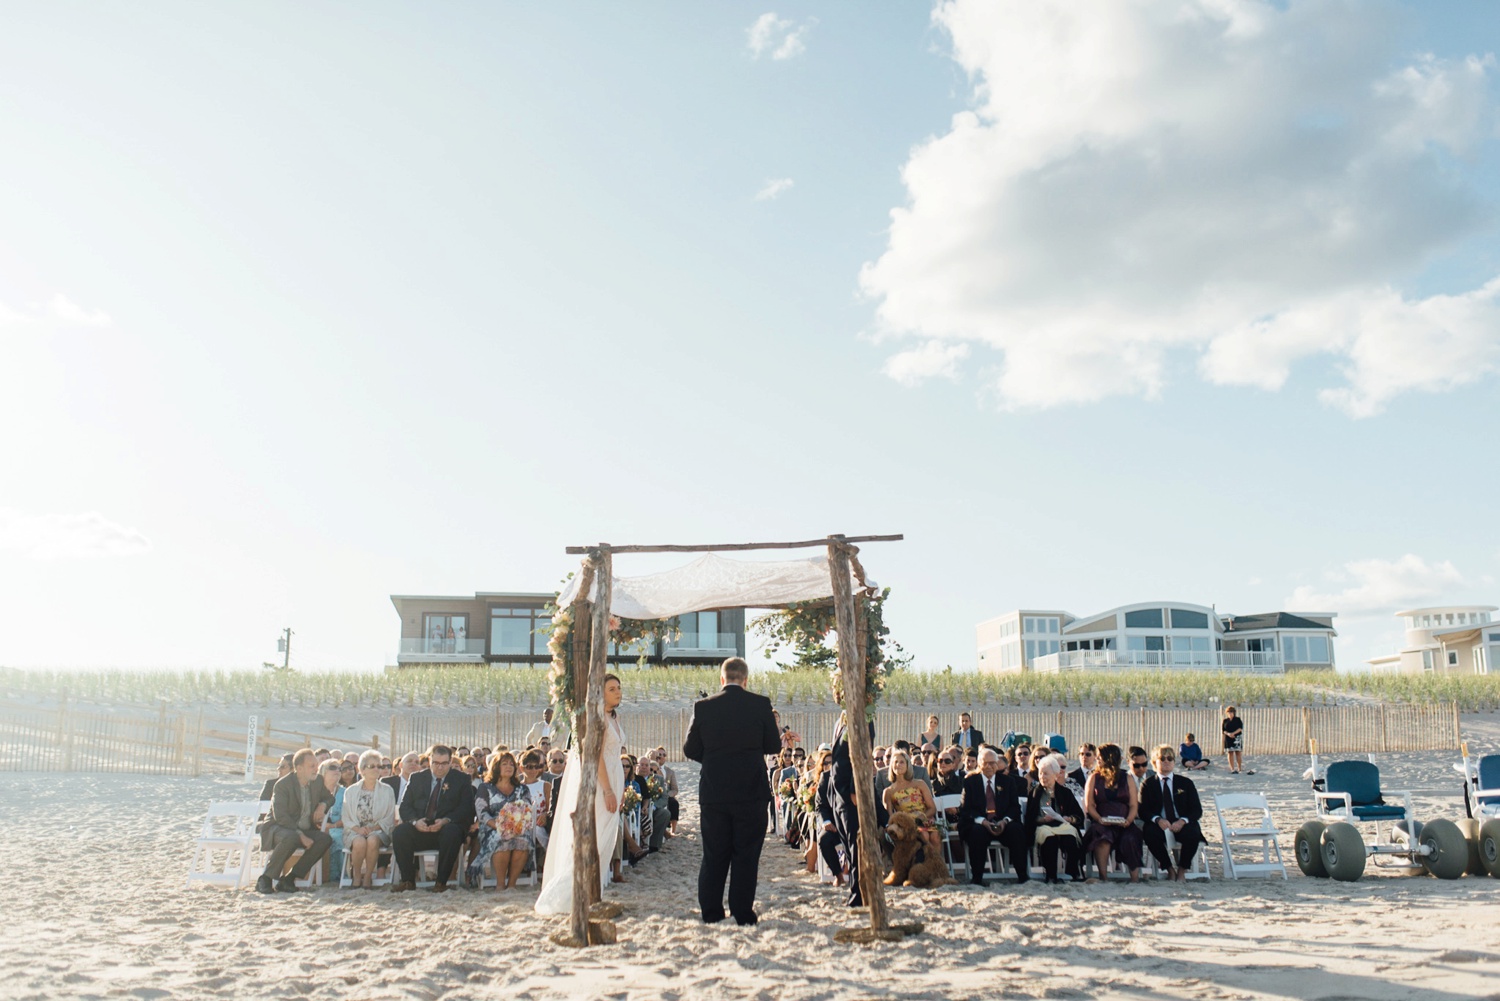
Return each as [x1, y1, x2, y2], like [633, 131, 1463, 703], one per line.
[5, 665, 1498, 711]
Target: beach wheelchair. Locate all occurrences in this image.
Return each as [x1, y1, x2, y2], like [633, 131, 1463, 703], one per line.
[1295, 740, 1467, 881]
[1455, 742, 1500, 878]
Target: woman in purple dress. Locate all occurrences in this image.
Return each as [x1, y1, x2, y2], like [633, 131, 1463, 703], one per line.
[1082, 742, 1143, 882]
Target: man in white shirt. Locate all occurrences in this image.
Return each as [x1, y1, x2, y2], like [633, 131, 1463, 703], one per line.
[526, 707, 558, 748]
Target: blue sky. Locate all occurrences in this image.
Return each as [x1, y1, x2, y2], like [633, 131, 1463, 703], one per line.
[2, 1, 1497, 674]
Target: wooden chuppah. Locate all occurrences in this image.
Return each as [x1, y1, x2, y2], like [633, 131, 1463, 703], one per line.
[551, 534, 912, 947]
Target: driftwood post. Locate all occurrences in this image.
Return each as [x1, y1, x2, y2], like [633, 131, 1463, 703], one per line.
[566, 548, 613, 946]
[827, 538, 892, 936]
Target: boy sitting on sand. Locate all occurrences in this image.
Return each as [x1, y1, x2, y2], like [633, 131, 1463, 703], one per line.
[1178, 734, 1208, 771]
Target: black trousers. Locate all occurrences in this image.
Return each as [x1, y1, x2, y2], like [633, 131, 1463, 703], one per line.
[833, 804, 862, 906]
[699, 800, 767, 924]
[816, 824, 843, 876]
[1036, 832, 1081, 880]
[392, 821, 466, 885]
[962, 821, 1030, 884]
[262, 827, 331, 880]
[1143, 820, 1204, 871]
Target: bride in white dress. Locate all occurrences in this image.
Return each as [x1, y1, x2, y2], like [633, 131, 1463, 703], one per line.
[535, 674, 627, 914]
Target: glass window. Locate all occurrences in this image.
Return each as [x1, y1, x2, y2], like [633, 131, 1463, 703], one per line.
[1124, 608, 1163, 628]
[1448, 650, 1459, 666]
[1169, 609, 1209, 630]
[491, 613, 531, 655]
[1422, 649, 1435, 670]
[1307, 635, 1329, 662]
[1025, 640, 1037, 660]
[1048, 618, 1059, 634]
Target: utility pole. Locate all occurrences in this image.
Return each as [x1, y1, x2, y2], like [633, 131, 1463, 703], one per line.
[277, 627, 294, 671]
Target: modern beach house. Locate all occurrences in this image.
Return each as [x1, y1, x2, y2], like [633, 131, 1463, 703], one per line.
[390, 591, 747, 668]
[1367, 605, 1498, 675]
[975, 601, 1338, 675]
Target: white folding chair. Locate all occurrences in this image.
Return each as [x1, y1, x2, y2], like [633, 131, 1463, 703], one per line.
[185, 802, 264, 889]
[1147, 828, 1212, 881]
[933, 794, 967, 880]
[1214, 792, 1287, 879]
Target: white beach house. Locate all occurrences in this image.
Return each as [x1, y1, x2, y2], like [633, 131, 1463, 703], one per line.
[1367, 605, 1498, 675]
[976, 602, 1338, 675]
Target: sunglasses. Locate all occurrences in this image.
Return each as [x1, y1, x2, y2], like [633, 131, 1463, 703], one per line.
[1131, 762, 1148, 770]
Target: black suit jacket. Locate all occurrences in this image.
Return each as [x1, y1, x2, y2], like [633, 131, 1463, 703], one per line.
[958, 771, 1023, 836]
[683, 685, 781, 806]
[951, 727, 985, 749]
[1023, 783, 1085, 838]
[397, 769, 474, 827]
[1138, 773, 1203, 825]
[381, 773, 406, 806]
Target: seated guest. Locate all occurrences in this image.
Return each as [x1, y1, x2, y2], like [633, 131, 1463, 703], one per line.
[460, 754, 480, 782]
[1082, 743, 1144, 882]
[319, 759, 347, 882]
[1025, 755, 1084, 883]
[812, 751, 845, 887]
[343, 749, 397, 888]
[467, 751, 533, 890]
[963, 745, 980, 775]
[1140, 744, 1204, 881]
[313, 748, 332, 765]
[390, 744, 474, 893]
[642, 758, 672, 852]
[518, 749, 552, 856]
[930, 746, 966, 827]
[1128, 746, 1150, 790]
[655, 747, 680, 836]
[1179, 733, 1208, 771]
[260, 754, 293, 803]
[882, 748, 941, 857]
[338, 758, 357, 787]
[958, 747, 1029, 885]
[1067, 744, 1097, 790]
[384, 751, 421, 809]
[542, 748, 566, 787]
[256, 748, 333, 893]
[1011, 744, 1036, 793]
[342, 750, 359, 765]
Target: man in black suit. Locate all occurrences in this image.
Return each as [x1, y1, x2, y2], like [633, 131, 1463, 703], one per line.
[1139, 744, 1204, 880]
[1067, 743, 1097, 790]
[958, 746, 1029, 885]
[390, 744, 474, 893]
[258, 754, 293, 803]
[951, 712, 985, 751]
[683, 657, 781, 925]
[256, 748, 333, 893]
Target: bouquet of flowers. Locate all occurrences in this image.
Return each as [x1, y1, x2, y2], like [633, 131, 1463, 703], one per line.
[797, 777, 818, 814]
[777, 778, 796, 801]
[620, 786, 641, 814]
[646, 776, 665, 802]
[496, 800, 533, 841]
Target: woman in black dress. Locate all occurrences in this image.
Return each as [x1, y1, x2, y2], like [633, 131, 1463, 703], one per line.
[1222, 706, 1252, 774]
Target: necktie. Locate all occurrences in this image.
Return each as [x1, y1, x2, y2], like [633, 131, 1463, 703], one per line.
[1163, 779, 1176, 821]
[425, 778, 442, 822]
[985, 779, 996, 814]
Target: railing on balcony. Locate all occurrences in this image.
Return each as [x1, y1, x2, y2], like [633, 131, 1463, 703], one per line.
[665, 632, 741, 654]
[1030, 650, 1285, 675]
[399, 638, 488, 659]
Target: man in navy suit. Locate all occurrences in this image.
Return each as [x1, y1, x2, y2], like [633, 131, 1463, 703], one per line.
[390, 745, 473, 892]
[1139, 744, 1204, 880]
[951, 712, 985, 750]
[683, 657, 782, 925]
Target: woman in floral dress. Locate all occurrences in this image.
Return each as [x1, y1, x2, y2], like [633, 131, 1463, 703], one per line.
[467, 751, 534, 890]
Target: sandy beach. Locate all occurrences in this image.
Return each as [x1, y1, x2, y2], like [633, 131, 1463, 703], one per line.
[4, 718, 1500, 1001]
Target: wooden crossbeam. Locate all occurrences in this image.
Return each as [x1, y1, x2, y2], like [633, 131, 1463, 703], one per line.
[564, 534, 902, 555]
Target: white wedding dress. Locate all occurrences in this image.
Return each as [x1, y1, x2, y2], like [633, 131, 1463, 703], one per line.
[535, 713, 626, 914]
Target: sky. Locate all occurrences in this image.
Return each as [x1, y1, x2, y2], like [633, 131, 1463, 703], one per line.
[2, 1, 1498, 675]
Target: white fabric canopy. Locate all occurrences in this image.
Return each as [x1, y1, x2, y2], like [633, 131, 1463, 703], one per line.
[556, 552, 867, 620]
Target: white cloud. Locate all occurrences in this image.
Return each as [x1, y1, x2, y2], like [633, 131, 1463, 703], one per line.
[861, 0, 1500, 414]
[747, 12, 815, 61]
[0, 510, 152, 560]
[1285, 554, 1465, 616]
[754, 177, 795, 201]
[883, 340, 971, 385]
[0, 293, 114, 331]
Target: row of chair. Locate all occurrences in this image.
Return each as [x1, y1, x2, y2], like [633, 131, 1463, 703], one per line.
[185, 800, 536, 890]
[928, 791, 1287, 882]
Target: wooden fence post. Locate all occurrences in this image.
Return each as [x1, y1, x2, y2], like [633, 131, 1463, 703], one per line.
[1301, 706, 1311, 754]
[1452, 700, 1461, 749]
[193, 710, 204, 776]
[1379, 703, 1388, 753]
[60, 694, 73, 771]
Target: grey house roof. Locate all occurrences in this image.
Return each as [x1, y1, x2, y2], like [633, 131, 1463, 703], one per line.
[1221, 612, 1334, 632]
